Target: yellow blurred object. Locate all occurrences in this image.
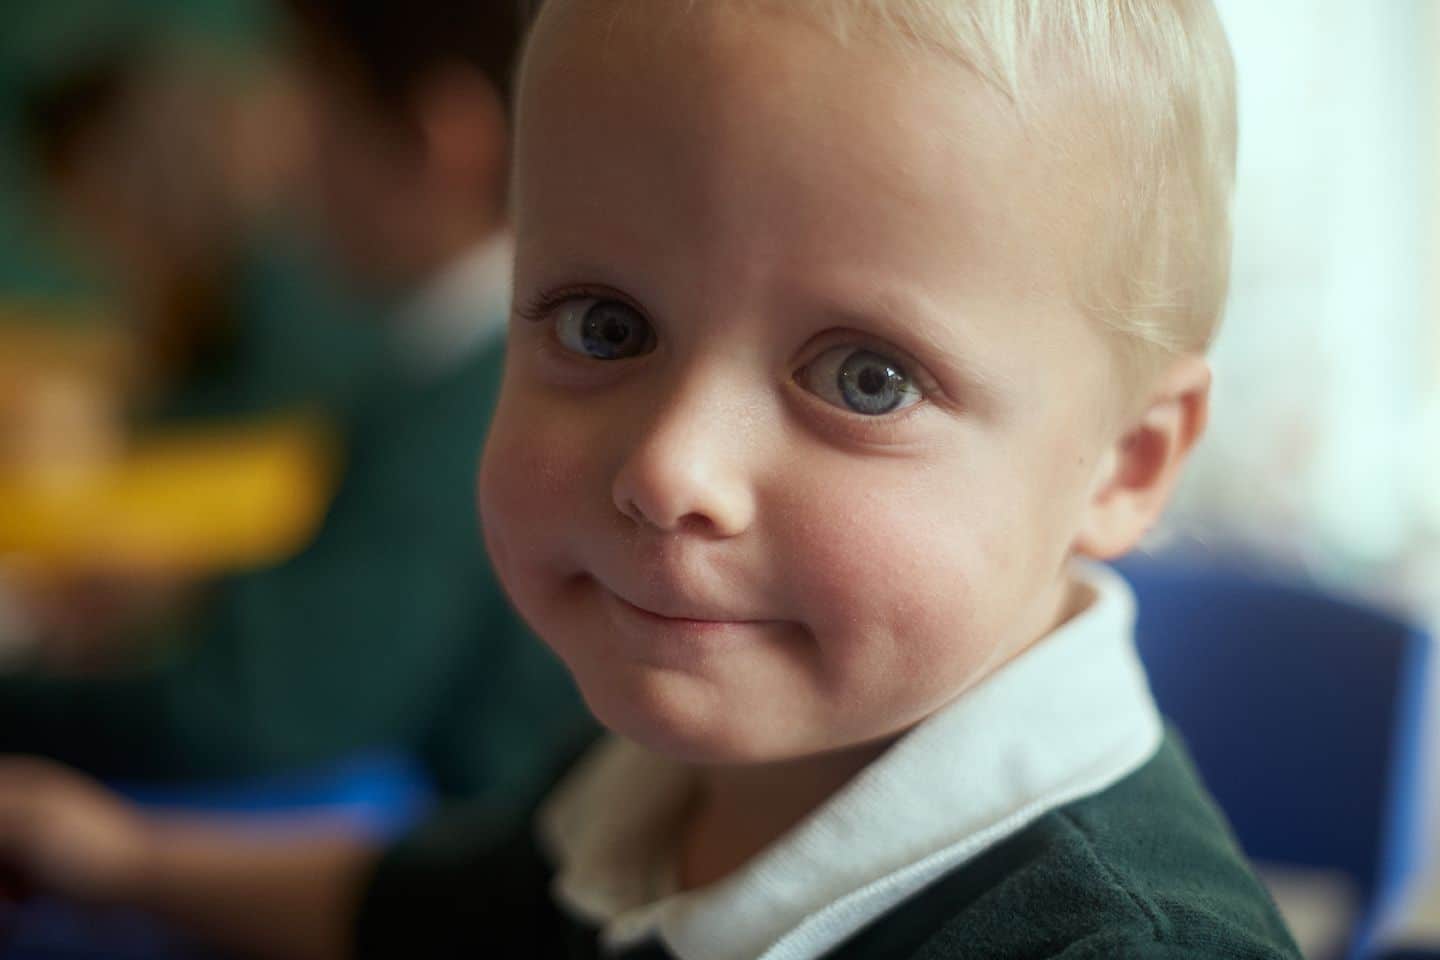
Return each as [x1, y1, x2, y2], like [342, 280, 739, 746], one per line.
[0, 417, 340, 576]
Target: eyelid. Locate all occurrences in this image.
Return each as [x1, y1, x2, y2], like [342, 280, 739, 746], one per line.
[516, 283, 647, 324]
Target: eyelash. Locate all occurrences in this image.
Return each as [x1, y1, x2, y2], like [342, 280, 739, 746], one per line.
[516, 284, 639, 324]
[800, 334, 938, 392]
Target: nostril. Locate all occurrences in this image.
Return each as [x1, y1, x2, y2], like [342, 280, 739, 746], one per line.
[617, 497, 647, 526]
[675, 512, 718, 536]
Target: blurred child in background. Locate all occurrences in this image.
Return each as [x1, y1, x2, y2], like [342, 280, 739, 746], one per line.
[0, 0, 591, 811]
[7, 38, 383, 669]
[25, 42, 387, 412]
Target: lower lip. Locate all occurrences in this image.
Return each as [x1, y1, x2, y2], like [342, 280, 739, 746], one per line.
[598, 587, 769, 662]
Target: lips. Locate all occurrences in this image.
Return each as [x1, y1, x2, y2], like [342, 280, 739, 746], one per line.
[599, 581, 754, 627]
[594, 574, 760, 626]
[610, 590, 751, 626]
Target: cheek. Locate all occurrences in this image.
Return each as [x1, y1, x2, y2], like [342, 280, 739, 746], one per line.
[770, 442, 1066, 740]
[478, 390, 597, 592]
[776, 467, 1001, 692]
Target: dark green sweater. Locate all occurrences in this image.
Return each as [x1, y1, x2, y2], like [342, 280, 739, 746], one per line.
[355, 732, 1301, 959]
[0, 337, 595, 808]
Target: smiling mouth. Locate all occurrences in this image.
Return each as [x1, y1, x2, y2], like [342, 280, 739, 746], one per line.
[591, 577, 769, 632]
[613, 592, 754, 630]
[614, 593, 747, 627]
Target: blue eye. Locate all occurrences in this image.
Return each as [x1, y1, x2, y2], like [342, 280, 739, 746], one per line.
[553, 298, 655, 360]
[799, 347, 922, 416]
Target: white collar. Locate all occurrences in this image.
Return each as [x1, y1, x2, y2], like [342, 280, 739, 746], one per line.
[393, 234, 512, 380]
[539, 563, 1164, 960]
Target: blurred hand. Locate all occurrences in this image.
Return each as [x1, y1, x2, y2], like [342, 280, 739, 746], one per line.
[0, 757, 153, 905]
[19, 571, 198, 674]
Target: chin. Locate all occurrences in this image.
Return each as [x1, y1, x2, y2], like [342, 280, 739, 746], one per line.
[578, 666, 791, 765]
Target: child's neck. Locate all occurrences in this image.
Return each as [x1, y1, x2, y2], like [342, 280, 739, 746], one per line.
[677, 738, 894, 891]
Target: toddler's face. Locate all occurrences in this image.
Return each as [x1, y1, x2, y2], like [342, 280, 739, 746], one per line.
[481, 2, 1122, 763]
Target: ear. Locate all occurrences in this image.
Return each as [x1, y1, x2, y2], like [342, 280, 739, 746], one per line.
[412, 65, 508, 209]
[1074, 353, 1211, 560]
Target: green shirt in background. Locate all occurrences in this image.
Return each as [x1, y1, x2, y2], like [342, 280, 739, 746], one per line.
[135, 227, 390, 425]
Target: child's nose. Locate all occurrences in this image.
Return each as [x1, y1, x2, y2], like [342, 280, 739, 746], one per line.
[610, 389, 757, 538]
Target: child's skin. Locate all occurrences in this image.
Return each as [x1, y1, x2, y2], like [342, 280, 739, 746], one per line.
[481, 0, 1209, 889]
[0, 0, 1210, 955]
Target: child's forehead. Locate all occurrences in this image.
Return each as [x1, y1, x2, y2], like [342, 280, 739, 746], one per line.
[522, 1, 1033, 204]
[520, 0, 1100, 222]
[522, 7, 1096, 299]
[528, 0, 1073, 107]
[529, 0, 938, 98]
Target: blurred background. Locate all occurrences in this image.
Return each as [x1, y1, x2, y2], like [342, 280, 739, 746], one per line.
[0, 0, 386, 676]
[1170, 0, 1439, 619]
[0, 1, 1436, 959]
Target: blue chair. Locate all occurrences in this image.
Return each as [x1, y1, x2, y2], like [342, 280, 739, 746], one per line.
[1116, 557, 1432, 960]
[1, 752, 434, 959]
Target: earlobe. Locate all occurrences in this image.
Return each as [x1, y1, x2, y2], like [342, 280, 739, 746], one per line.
[1074, 354, 1211, 561]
